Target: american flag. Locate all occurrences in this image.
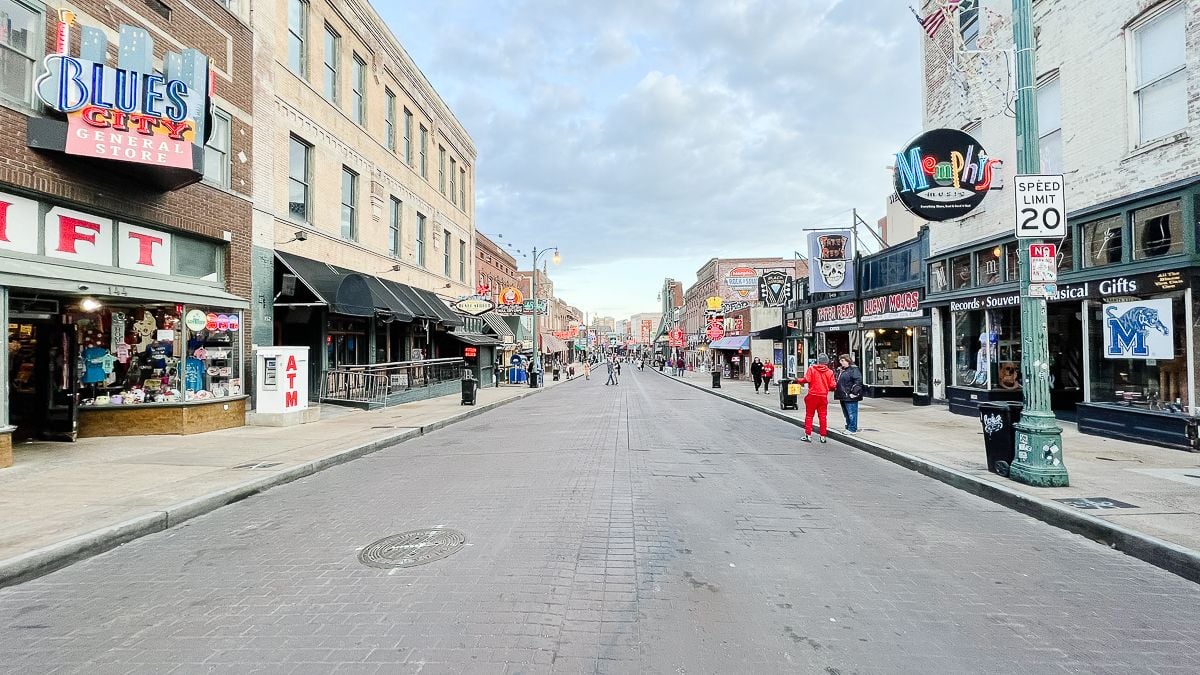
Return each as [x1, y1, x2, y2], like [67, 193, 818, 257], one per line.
[910, 2, 961, 39]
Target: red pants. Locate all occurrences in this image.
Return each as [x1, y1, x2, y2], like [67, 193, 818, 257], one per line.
[804, 394, 829, 437]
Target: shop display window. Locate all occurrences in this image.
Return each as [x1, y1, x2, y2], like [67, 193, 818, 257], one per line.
[990, 308, 1022, 391]
[929, 261, 949, 293]
[951, 255, 971, 289]
[953, 309, 1021, 389]
[1132, 199, 1183, 260]
[182, 307, 244, 401]
[1087, 294, 1189, 413]
[953, 310, 986, 388]
[863, 328, 911, 387]
[1058, 226, 1074, 272]
[1004, 242, 1019, 281]
[976, 247, 1002, 286]
[1083, 215, 1123, 267]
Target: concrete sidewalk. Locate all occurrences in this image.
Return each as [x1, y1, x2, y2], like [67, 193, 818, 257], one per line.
[0, 375, 575, 587]
[660, 369, 1200, 581]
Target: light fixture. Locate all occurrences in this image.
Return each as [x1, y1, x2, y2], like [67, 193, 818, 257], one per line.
[552, 249, 562, 265]
[80, 297, 102, 312]
[906, 327, 914, 336]
[444, 283, 452, 288]
[278, 230, 308, 244]
[993, 246, 1001, 257]
[379, 264, 403, 273]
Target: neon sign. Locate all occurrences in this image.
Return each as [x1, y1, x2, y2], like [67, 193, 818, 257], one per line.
[893, 129, 999, 221]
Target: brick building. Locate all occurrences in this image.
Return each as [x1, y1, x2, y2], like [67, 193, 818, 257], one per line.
[0, 1, 255, 458]
[917, 0, 1200, 448]
[475, 231, 520, 299]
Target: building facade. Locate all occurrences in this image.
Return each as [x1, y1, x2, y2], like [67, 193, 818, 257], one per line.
[1, 1, 256, 457]
[918, 0, 1200, 448]
[475, 231, 520, 299]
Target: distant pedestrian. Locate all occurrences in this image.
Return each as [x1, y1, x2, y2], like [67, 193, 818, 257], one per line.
[605, 359, 617, 386]
[834, 354, 863, 434]
[761, 360, 775, 394]
[799, 354, 837, 443]
[750, 358, 764, 394]
[584, 361, 591, 380]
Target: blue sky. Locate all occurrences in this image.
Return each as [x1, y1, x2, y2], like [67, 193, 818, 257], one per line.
[379, 0, 922, 321]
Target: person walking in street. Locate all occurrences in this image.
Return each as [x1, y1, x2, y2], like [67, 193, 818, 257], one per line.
[798, 354, 837, 443]
[584, 360, 591, 380]
[761, 359, 775, 394]
[605, 358, 618, 386]
[834, 354, 863, 434]
[750, 357, 764, 394]
[615, 359, 622, 382]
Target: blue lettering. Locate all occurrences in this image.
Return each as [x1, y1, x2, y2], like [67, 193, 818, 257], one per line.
[164, 79, 189, 122]
[55, 56, 87, 112]
[142, 73, 165, 117]
[894, 147, 928, 193]
[89, 62, 113, 108]
[113, 68, 139, 113]
[1108, 319, 1148, 357]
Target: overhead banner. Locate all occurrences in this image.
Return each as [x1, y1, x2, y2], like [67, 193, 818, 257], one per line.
[1103, 299, 1174, 360]
[808, 230, 854, 294]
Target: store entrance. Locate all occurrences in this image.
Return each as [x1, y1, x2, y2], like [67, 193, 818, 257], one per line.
[1048, 302, 1084, 412]
[8, 316, 79, 442]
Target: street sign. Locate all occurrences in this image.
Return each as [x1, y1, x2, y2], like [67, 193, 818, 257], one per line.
[1014, 174, 1066, 239]
[1028, 283, 1057, 298]
[1029, 243, 1057, 283]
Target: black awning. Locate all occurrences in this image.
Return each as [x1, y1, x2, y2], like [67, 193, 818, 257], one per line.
[364, 276, 416, 322]
[448, 332, 503, 347]
[411, 287, 464, 327]
[480, 312, 515, 340]
[276, 251, 374, 317]
[385, 282, 439, 321]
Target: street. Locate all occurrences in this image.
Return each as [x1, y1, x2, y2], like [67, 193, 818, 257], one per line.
[2, 369, 1199, 674]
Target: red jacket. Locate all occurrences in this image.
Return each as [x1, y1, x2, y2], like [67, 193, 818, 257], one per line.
[761, 362, 775, 378]
[799, 364, 836, 396]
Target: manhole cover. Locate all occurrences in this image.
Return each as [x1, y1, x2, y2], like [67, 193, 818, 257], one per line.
[358, 528, 466, 569]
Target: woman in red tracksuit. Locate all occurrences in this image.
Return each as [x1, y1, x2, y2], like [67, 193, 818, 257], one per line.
[798, 354, 837, 443]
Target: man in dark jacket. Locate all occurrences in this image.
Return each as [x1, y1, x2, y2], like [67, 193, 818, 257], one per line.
[750, 357, 764, 393]
[834, 354, 863, 433]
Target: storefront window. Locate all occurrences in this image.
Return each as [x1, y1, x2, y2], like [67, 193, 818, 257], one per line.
[953, 310, 986, 388]
[929, 261, 948, 293]
[1083, 215, 1123, 267]
[1132, 199, 1183, 259]
[76, 305, 182, 405]
[914, 326, 930, 396]
[1088, 294, 1188, 412]
[976, 247, 1002, 286]
[182, 307, 244, 400]
[863, 328, 912, 387]
[951, 255, 971, 289]
[1005, 242, 1019, 281]
[1058, 226, 1074, 272]
[991, 307, 1022, 391]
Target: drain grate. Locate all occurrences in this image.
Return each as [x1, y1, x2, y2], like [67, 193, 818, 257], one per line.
[232, 462, 282, 470]
[359, 528, 466, 569]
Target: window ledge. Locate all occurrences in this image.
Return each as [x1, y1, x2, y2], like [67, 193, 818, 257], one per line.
[1124, 132, 1189, 161]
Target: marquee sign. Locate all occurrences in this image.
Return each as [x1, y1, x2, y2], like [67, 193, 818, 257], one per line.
[725, 266, 759, 298]
[893, 128, 1000, 222]
[451, 297, 495, 316]
[815, 301, 857, 328]
[861, 290, 923, 323]
[28, 21, 212, 190]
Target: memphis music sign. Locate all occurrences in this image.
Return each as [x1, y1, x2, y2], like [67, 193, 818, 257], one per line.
[893, 128, 999, 222]
[34, 22, 210, 172]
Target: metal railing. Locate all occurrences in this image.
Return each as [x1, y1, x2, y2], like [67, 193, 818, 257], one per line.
[320, 357, 466, 407]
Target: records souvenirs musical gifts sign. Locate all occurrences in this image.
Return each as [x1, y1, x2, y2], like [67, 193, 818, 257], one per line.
[893, 128, 1000, 222]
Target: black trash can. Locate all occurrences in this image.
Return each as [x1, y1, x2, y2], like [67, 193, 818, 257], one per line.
[528, 371, 542, 388]
[779, 378, 799, 410]
[979, 401, 1022, 476]
[461, 377, 478, 406]
[711, 370, 721, 388]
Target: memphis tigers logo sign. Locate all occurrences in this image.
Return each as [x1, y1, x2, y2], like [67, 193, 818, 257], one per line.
[1102, 299, 1174, 360]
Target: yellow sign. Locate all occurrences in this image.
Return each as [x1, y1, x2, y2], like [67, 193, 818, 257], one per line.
[497, 287, 524, 306]
[705, 296, 723, 311]
[787, 383, 802, 396]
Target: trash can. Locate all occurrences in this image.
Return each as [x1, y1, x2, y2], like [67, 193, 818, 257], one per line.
[461, 377, 478, 406]
[711, 370, 721, 388]
[528, 371, 542, 388]
[979, 401, 1022, 476]
[779, 378, 799, 410]
[553, 368, 561, 381]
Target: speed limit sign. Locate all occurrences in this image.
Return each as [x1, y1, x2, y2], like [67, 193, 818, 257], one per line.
[1014, 174, 1066, 239]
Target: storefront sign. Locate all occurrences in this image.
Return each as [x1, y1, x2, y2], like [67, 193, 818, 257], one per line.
[669, 327, 685, 347]
[707, 318, 725, 341]
[1103, 299, 1174, 360]
[705, 296, 724, 311]
[808, 231, 854, 293]
[497, 286, 523, 305]
[815, 301, 857, 327]
[725, 267, 759, 298]
[464, 346, 478, 358]
[894, 128, 998, 221]
[1030, 243, 1057, 283]
[943, 270, 1192, 311]
[451, 297, 496, 316]
[861, 290, 923, 323]
[758, 270, 792, 306]
[34, 23, 210, 172]
[184, 309, 207, 331]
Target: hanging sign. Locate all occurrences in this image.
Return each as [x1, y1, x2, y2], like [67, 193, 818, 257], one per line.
[497, 286, 524, 305]
[1103, 299, 1174, 360]
[705, 296, 724, 311]
[758, 270, 792, 306]
[451, 297, 496, 316]
[808, 231, 854, 293]
[1014, 175, 1067, 239]
[893, 128, 999, 221]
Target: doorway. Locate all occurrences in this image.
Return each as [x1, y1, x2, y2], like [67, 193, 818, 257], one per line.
[8, 317, 79, 441]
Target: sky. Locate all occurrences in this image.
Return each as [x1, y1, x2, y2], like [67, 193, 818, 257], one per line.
[379, 0, 923, 321]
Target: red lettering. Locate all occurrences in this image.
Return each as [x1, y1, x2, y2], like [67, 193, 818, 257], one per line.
[110, 111, 130, 132]
[286, 355, 297, 372]
[285, 390, 299, 408]
[56, 215, 100, 254]
[132, 114, 159, 135]
[159, 118, 193, 141]
[0, 200, 10, 242]
[81, 105, 111, 128]
[286, 372, 296, 388]
[126, 230, 163, 266]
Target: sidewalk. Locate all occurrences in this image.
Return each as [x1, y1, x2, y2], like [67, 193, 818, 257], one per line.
[0, 375, 573, 587]
[660, 370, 1200, 581]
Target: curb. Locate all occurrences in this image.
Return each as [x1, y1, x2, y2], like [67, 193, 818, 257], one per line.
[655, 369, 1200, 584]
[0, 381, 564, 589]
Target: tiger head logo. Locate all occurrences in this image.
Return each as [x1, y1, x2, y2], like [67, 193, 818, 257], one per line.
[1106, 305, 1169, 357]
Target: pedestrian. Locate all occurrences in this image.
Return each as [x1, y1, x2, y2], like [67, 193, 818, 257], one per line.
[834, 354, 863, 434]
[798, 354, 837, 443]
[761, 359, 775, 394]
[584, 360, 591, 380]
[605, 358, 617, 386]
[750, 357, 764, 394]
[615, 359, 622, 381]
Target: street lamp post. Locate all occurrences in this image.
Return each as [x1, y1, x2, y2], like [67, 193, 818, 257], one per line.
[529, 246, 561, 383]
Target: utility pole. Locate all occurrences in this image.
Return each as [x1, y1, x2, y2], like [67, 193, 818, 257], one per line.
[1008, 0, 1069, 486]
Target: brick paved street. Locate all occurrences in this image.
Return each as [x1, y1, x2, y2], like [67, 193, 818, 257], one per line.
[2, 368, 1199, 674]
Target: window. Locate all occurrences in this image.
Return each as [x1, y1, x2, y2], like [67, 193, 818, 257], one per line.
[951, 255, 971, 289]
[384, 89, 396, 150]
[449, 158, 457, 205]
[959, 0, 979, 50]
[287, 0, 308, 77]
[388, 196, 402, 257]
[976, 246, 1002, 286]
[202, 108, 232, 188]
[0, 0, 40, 105]
[419, 125, 428, 178]
[458, 239, 466, 281]
[175, 237, 221, 281]
[1133, 4, 1186, 144]
[1037, 76, 1063, 174]
[443, 229, 452, 275]
[340, 167, 358, 241]
[323, 24, 340, 103]
[404, 108, 414, 164]
[1058, 227, 1074, 272]
[1004, 242, 1019, 281]
[929, 261, 949, 293]
[288, 136, 311, 223]
[1133, 199, 1183, 259]
[1083, 215, 1123, 267]
[416, 213, 427, 266]
[351, 53, 366, 124]
[1087, 294, 1187, 410]
[459, 168, 467, 211]
[439, 146, 447, 194]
